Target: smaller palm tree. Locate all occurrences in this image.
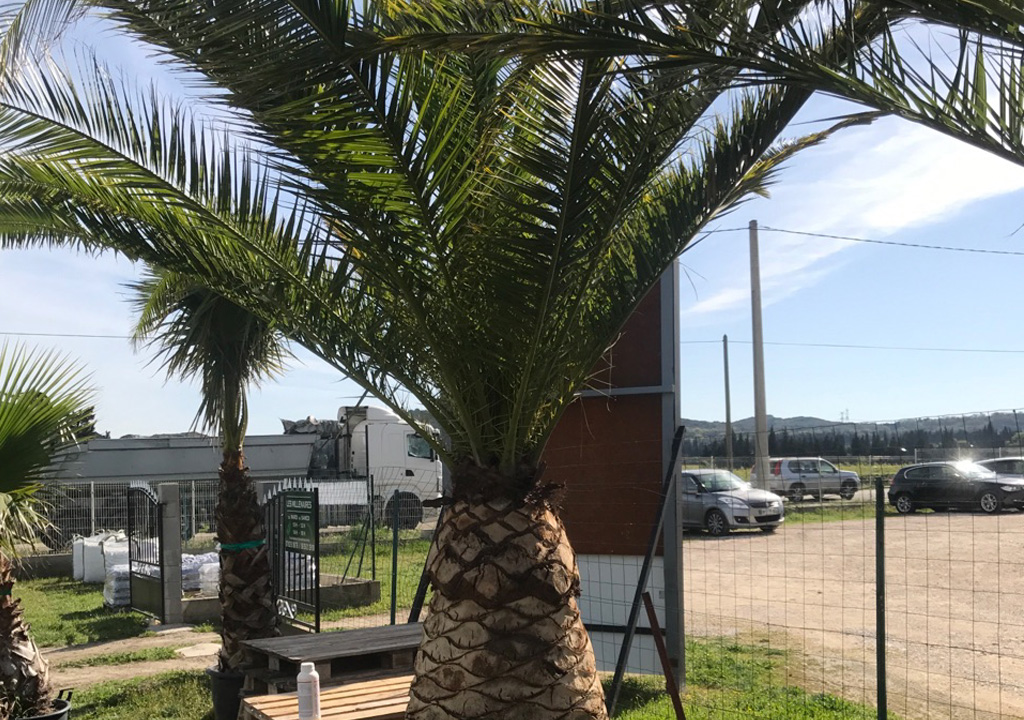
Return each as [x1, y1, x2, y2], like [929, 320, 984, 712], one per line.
[130, 268, 290, 672]
[0, 343, 93, 719]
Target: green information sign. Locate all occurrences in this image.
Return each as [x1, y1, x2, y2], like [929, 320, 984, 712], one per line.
[283, 490, 317, 553]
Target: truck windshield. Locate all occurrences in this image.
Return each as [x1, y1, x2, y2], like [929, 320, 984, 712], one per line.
[407, 434, 434, 460]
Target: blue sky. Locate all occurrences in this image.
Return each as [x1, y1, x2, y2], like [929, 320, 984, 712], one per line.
[3, 29, 1024, 437]
[677, 109, 1024, 429]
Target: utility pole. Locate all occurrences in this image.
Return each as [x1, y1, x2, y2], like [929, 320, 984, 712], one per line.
[723, 334, 733, 470]
[750, 220, 771, 489]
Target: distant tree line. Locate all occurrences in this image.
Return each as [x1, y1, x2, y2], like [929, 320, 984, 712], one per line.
[684, 419, 1024, 457]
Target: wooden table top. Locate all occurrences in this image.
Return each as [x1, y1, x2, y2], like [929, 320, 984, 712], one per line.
[241, 623, 423, 664]
[242, 673, 413, 720]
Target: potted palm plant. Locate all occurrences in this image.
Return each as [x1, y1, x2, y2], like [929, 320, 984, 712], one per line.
[0, 343, 94, 720]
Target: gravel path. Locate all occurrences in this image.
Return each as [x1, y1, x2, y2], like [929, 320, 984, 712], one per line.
[683, 511, 1024, 720]
[45, 628, 221, 687]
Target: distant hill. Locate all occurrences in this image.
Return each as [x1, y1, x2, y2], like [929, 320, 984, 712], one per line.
[680, 412, 1024, 456]
[683, 412, 1024, 436]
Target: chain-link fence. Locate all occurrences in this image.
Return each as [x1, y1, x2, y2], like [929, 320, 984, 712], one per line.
[656, 453, 1024, 720]
[35, 467, 436, 630]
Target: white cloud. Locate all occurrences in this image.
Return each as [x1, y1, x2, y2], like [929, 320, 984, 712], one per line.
[776, 121, 1024, 236]
[682, 117, 1024, 322]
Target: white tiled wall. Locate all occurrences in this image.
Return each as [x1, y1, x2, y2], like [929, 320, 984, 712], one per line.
[578, 554, 665, 673]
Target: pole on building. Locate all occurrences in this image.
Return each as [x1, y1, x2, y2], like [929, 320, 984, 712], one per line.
[749, 220, 771, 488]
[723, 334, 733, 471]
[659, 264, 685, 688]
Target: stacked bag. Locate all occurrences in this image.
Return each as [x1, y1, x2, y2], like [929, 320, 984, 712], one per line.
[199, 561, 220, 596]
[101, 535, 131, 607]
[283, 551, 318, 590]
[74, 531, 127, 583]
[99, 545, 221, 607]
[183, 552, 219, 593]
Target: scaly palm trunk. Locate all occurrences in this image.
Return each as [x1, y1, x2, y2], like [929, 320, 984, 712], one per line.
[407, 467, 607, 720]
[216, 449, 278, 672]
[0, 555, 51, 720]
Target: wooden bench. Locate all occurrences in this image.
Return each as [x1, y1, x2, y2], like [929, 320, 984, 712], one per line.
[240, 672, 413, 720]
[241, 624, 422, 694]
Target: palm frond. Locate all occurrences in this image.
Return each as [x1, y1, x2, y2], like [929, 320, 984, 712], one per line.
[0, 486, 50, 559]
[129, 268, 292, 447]
[455, 1, 1024, 169]
[0, 342, 93, 556]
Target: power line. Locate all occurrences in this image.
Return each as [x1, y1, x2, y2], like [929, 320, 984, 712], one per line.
[6, 329, 1024, 355]
[761, 226, 1024, 256]
[681, 339, 1024, 354]
[0, 330, 130, 339]
[699, 223, 1024, 255]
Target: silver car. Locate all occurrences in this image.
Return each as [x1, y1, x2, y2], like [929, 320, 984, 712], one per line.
[681, 469, 785, 536]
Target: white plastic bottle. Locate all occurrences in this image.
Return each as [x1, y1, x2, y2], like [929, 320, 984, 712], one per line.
[296, 661, 321, 720]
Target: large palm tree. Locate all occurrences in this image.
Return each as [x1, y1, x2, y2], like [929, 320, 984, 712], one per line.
[0, 343, 93, 719]
[130, 268, 290, 672]
[0, 2, 892, 716]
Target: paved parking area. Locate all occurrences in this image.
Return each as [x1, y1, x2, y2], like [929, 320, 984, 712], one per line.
[683, 511, 1024, 720]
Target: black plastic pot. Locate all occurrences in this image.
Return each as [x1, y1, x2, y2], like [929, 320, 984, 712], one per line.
[206, 666, 246, 720]
[15, 690, 73, 720]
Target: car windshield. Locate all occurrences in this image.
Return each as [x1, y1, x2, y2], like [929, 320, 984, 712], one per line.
[697, 471, 749, 492]
[953, 461, 998, 480]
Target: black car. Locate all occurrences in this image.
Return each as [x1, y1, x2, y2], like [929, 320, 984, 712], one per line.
[888, 461, 1024, 514]
[977, 457, 1024, 477]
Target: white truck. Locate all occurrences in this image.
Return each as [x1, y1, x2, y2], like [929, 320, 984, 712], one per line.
[43, 406, 440, 548]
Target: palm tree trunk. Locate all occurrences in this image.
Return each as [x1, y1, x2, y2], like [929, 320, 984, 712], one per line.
[0, 555, 51, 720]
[407, 476, 607, 720]
[216, 450, 278, 672]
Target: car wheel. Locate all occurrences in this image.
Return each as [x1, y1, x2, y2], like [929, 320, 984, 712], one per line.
[894, 493, 915, 514]
[839, 481, 858, 501]
[760, 526, 777, 534]
[705, 509, 729, 537]
[787, 483, 806, 503]
[979, 491, 1002, 514]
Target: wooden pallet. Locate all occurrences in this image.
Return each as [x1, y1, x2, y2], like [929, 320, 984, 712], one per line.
[241, 624, 422, 694]
[240, 672, 413, 720]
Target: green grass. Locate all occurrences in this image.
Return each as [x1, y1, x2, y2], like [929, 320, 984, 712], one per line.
[612, 638, 897, 719]
[16, 578, 150, 647]
[316, 529, 430, 621]
[72, 671, 213, 720]
[782, 499, 898, 525]
[62, 639, 890, 720]
[56, 647, 179, 669]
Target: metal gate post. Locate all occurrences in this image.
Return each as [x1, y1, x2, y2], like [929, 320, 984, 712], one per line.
[875, 477, 887, 720]
[89, 482, 97, 536]
[158, 483, 184, 625]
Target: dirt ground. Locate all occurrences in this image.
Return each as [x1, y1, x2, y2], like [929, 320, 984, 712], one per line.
[45, 627, 221, 687]
[683, 511, 1024, 720]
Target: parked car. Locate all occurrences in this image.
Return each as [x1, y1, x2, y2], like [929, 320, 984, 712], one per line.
[680, 469, 785, 536]
[749, 457, 861, 502]
[977, 457, 1024, 477]
[887, 461, 1024, 514]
